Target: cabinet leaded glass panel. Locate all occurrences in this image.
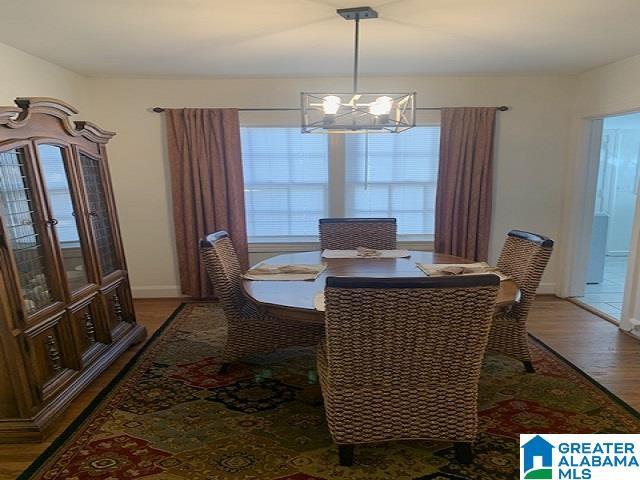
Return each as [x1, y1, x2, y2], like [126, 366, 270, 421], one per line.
[0, 148, 56, 313]
[38, 145, 89, 292]
[79, 153, 118, 276]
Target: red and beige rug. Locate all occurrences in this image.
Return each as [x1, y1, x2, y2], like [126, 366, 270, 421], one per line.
[19, 303, 640, 480]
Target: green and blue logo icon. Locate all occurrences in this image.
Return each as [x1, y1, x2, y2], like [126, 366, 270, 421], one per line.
[521, 435, 554, 479]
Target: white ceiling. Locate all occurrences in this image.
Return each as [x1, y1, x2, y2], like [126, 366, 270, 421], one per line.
[2, 0, 640, 77]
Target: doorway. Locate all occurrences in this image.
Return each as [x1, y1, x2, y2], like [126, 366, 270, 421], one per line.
[575, 112, 640, 322]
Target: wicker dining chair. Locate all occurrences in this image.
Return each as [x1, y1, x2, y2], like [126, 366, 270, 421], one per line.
[486, 230, 554, 373]
[318, 274, 500, 466]
[319, 218, 397, 250]
[200, 231, 324, 371]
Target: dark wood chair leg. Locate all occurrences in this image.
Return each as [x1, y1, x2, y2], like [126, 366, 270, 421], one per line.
[523, 361, 535, 373]
[218, 363, 231, 374]
[338, 445, 354, 466]
[454, 442, 473, 464]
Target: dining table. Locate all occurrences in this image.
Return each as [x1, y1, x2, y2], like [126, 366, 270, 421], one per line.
[242, 250, 520, 323]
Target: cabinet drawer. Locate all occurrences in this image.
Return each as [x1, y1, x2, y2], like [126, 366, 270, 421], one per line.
[68, 294, 109, 367]
[23, 314, 77, 402]
[100, 279, 134, 339]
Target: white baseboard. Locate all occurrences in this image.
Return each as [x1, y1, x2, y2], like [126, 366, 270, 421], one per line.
[537, 282, 557, 295]
[132, 285, 184, 298]
[619, 319, 640, 339]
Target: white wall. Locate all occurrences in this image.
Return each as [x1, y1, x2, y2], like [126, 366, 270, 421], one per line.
[4, 40, 640, 302]
[574, 54, 640, 118]
[81, 75, 573, 297]
[0, 42, 86, 109]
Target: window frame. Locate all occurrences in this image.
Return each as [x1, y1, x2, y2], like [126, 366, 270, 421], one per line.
[241, 124, 440, 250]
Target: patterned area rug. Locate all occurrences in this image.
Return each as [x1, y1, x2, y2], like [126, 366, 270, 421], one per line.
[20, 303, 640, 480]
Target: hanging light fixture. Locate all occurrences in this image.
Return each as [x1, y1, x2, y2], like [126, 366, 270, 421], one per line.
[301, 6, 416, 134]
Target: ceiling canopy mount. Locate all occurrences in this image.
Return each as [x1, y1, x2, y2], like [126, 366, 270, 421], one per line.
[336, 6, 378, 21]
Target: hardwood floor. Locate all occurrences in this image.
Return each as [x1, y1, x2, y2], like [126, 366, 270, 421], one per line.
[1, 296, 639, 479]
[527, 296, 640, 410]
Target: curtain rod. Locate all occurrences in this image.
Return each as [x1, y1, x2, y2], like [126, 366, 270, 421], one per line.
[151, 106, 509, 113]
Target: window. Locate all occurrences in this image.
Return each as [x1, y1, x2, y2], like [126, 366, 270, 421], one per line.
[345, 128, 439, 238]
[241, 128, 329, 241]
[241, 126, 440, 243]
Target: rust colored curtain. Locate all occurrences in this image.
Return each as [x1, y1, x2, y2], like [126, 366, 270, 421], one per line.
[165, 108, 248, 298]
[434, 107, 497, 261]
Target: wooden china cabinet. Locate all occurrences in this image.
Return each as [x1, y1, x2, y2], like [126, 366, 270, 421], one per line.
[0, 98, 144, 442]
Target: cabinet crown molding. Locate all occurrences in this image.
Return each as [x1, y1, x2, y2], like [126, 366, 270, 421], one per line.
[0, 97, 115, 144]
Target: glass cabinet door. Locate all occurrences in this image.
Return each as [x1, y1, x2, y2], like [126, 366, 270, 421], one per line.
[79, 153, 119, 277]
[37, 145, 91, 293]
[0, 147, 58, 315]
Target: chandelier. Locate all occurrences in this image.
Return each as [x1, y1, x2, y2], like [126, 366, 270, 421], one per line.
[301, 6, 416, 134]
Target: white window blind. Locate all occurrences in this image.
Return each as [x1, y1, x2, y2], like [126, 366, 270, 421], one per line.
[345, 127, 440, 238]
[241, 127, 329, 241]
[240, 126, 440, 243]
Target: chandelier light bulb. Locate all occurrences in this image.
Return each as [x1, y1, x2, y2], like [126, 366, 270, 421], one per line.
[370, 96, 393, 116]
[322, 95, 342, 115]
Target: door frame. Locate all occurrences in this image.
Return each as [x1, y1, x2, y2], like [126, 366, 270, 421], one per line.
[561, 118, 603, 298]
[621, 175, 640, 332]
[561, 109, 640, 334]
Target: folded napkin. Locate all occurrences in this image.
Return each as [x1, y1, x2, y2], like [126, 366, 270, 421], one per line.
[357, 246, 382, 257]
[322, 248, 411, 259]
[416, 262, 511, 281]
[243, 263, 326, 281]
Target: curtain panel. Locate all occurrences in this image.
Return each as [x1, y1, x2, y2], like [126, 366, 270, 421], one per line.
[434, 107, 497, 261]
[165, 108, 249, 298]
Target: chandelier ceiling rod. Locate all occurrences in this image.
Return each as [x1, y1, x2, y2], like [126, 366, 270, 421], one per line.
[338, 6, 377, 93]
[353, 16, 360, 93]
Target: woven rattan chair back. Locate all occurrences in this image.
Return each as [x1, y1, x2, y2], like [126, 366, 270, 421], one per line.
[324, 275, 499, 389]
[320, 275, 499, 453]
[319, 218, 397, 250]
[496, 230, 554, 320]
[199, 231, 245, 321]
[200, 232, 324, 369]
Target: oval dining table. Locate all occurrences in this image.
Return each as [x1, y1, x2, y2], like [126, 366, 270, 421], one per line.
[242, 250, 520, 323]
